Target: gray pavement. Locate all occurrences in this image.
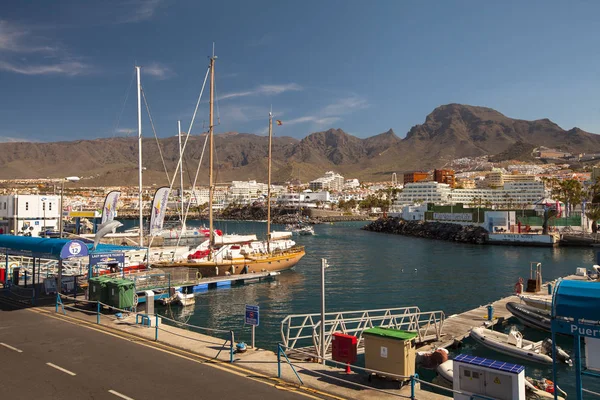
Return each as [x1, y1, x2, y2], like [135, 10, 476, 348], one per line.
[0, 304, 312, 400]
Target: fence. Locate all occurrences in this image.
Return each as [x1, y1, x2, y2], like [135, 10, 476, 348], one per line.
[281, 306, 445, 358]
[517, 215, 581, 227]
[276, 343, 497, 400]
[55, 293, 236, 363]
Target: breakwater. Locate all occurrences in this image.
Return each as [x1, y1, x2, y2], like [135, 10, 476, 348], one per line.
[362, 217, 488, 244]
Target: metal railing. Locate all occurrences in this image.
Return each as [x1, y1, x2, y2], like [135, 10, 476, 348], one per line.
[276, 343, 497, 400]
[55, 293, 236, 363]
[281, 306, 445, 358]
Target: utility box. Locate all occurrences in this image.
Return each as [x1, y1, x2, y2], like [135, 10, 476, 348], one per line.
[363, 328, 416, 380]
[106, 279, 135, 309]
[452, 354, 525, 400]
[332, 332, 358, 365]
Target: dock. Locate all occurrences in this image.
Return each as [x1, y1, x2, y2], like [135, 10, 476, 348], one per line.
[419, 274, 585, 352]
[100, 268, 280, 303]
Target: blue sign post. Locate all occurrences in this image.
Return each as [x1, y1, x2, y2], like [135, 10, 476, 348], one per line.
[245, 304, 259, 348]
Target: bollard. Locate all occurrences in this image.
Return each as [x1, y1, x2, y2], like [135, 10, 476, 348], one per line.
[97, 301, 100, 324]
[155, 314, 159, 341]
[229, 331, 235, 363]
[277, 344, 282, 378]
[547, 283, 552, 295]
[487, 305, 494, 321]
[411, 373, 419, 399]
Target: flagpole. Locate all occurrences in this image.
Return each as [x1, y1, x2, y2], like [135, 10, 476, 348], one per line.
[267, 112, 273, 252]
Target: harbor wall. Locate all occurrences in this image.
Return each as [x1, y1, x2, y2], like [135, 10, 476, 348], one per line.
[362, 217, 488, 244]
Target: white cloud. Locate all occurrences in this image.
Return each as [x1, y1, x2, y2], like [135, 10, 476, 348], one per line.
[220, 83, 302, 100]
[0, 20, 90, 76]
[321, 95, 369, 116]
[0, 136, 37, 143]
[115, 128, 136, 136]
[143, 62, 174, 80]
[278, 95, 368, 129]
[118, 0, 163, 23]
[0, 60, 88, 76]
[0, 20, 58, 53]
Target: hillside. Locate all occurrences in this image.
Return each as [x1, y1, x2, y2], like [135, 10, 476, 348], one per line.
[1, 104, 599, 185]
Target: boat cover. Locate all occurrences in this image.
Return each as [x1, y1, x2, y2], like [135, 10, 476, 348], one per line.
[553, 279, 600, 321]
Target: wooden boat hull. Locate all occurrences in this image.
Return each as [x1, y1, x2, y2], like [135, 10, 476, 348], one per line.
[153, 247, 305, 278]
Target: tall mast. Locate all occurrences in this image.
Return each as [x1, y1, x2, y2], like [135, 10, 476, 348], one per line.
[136, 66, 143, 247]
[266, 112, 273, 252]
[178, 120, 185, 227]
[208, 52, 216, 251]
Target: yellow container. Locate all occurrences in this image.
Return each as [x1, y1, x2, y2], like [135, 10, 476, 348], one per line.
[363, 328, 416, 380]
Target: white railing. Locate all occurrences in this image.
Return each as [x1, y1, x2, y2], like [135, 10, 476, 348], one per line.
[281, 306, 445, 357]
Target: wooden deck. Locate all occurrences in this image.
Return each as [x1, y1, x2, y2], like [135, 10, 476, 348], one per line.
[419, 274, 586, 352]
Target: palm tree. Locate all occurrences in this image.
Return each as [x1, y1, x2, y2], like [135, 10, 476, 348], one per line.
[585, 204, 600, 234]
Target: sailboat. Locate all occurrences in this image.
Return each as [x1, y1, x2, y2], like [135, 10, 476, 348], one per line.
[152, 51, 305, 277]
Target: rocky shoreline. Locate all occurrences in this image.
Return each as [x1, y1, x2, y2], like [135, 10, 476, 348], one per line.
[362, 217, 488, 244]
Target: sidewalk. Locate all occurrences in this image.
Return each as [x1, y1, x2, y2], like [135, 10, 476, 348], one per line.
[45, 299, 450, 400]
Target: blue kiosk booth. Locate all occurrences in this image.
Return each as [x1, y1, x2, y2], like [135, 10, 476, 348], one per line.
[551, 279, 600, 399]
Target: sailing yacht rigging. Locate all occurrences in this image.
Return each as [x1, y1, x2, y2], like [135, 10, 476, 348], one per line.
[154, 51, 305, 276]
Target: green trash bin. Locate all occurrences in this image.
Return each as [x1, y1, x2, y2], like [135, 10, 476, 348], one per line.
[88, 276, 112, 303]
[106, 279, 135, 309]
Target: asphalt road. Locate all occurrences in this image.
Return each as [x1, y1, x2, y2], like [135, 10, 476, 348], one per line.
[0, 303, 311, 400]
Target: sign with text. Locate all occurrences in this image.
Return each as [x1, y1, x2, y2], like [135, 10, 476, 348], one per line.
[59, 240, 89, 259]
[89, 252, 125, 268]
[245, 304, 259, 326]
[433, 212, 473, 222]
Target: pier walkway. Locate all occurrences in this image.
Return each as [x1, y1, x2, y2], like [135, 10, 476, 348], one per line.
[419, 274, 584, 352]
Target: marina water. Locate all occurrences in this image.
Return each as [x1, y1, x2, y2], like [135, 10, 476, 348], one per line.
[137, 220, 597, 396]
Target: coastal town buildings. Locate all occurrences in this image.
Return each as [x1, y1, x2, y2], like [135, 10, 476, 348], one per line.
[309, 171, 345, 191]
[0, 194, 60, 236]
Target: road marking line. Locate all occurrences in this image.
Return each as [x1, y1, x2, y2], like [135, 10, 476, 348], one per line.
[0, 342, 23, 353]
[32, 308, 341, 400]
[108, 389, 135, 400]
[46, 362, 76, 376]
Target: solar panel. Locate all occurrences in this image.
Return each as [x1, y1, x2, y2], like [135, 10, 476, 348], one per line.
[454, 354, 525, 374]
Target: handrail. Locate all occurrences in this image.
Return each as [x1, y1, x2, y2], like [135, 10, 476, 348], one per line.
[55, 293, 237, 363]
[281, 306, 444, 357]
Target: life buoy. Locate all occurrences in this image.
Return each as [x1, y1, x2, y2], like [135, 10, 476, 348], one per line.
[514, 277, 524, 294]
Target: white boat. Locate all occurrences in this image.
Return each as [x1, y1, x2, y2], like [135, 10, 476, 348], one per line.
[286, 223, 315, 236]
[487, 233, 559, 246]
[470, 326, 571, 365]
[175, 291, 195, 306]
[161, 290, 195, 307]
[435, 359, 566, 399]
[519, 294, 552, 311]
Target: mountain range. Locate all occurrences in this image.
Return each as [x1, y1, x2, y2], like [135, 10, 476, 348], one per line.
[2, 103, 599, 186]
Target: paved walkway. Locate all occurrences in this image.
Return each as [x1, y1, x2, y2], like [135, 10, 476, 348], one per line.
[34, 296, 449, 400]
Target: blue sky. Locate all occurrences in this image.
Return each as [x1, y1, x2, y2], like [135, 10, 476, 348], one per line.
[1, 0, 600, 142]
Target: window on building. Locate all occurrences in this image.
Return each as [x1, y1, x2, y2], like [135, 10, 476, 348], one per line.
[25, 202, 29, 211]
[49, 203, 52, 211]
[42, 203, 45, 211]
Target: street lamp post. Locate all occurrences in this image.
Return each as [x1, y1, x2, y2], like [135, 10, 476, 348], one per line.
[59, 176, 80, 238]
[321, 258, 330, 365]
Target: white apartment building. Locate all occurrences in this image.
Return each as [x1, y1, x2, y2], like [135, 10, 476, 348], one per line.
[0, 194, 60, 236]
[394, 181, 546, 207]
[395, 182, 452, 205]
[344, 178, 360, 189]
[309, 171, 344, 192]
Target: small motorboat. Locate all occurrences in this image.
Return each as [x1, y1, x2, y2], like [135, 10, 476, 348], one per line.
[416, 348, 448, 369]
[519, 294, 552, 311]
[470, 326, 571, 365]
[506, 302, 551, 332]
[435, 360, 566, 399]
[174, 291, 195, 307]
[161, 290, 195, 307]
